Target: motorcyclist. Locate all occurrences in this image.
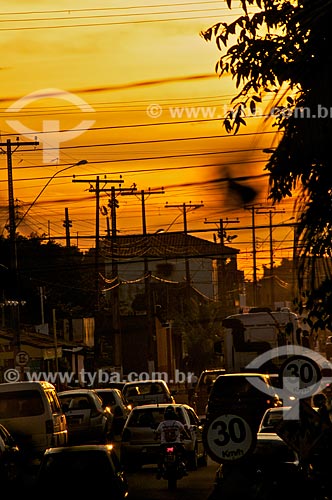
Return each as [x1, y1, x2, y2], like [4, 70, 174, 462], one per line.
[154, 405, 190, 479]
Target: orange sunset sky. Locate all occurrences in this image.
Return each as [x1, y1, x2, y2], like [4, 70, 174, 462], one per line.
[0, 1, 296, 282]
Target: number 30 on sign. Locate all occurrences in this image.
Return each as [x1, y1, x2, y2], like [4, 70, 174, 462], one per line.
[203, 414, 256, 464]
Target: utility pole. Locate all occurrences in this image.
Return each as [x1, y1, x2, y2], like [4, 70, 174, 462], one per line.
[165, 201, 204, 292]
[1, 138, 39, 369]
[63, 208, 72, 248]
[256, 208, 285, 309]
[244, 204, 263, 307]
[120, 187, 165, 373]
[73, 177, 135, 371]
[204, 218, 239, 309]
[72, 176, 124, 310]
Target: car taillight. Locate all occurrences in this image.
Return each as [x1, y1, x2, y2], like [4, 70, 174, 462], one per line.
[46, 419, 54, 434]
[121, 429, 131, 442]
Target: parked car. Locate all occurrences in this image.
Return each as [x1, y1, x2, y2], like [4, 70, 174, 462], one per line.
[0, 381, 68, 459]
[258, 406, 293, 433]
[120, 403, 207, 471]
[35, 444, 128, 498]
[122, 380, 175, 408]
[206, 372, 282, 432]
[57, 389, 114, 444]
[108, 382, 127, 391]
[94, 388, 131, 434]
[208, 433, 303, 500]
[0, 423, 22, 484]
[192, 368, 226, 417]
[258, 403, 321, 434]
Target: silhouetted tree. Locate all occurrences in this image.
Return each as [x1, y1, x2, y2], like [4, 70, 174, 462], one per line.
[0, 235, 96, 325]
[201, 0, 332, 327]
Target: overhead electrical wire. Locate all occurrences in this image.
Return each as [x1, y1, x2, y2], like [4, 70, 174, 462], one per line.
[0, 2, 234, 16]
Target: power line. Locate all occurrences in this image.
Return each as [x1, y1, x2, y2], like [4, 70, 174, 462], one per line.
[0, 8, 234, 24]
[0, 2, 231, 16]
[0, 15, 235, 31]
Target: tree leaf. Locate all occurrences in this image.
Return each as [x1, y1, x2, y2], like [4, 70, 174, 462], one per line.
[250, 100, 256, 115]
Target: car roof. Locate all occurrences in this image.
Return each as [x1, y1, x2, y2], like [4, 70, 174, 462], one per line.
[58, 389, 96, 395]
[123, 379, 168, 386]
[262, 406, 292, 414]
[256, 432, 289, 443]
[95, 388, 121, 393]
[0, 380, 56, 390]
[218, 373, 270, 377]
[130, 403, 189, 410]
[45, 444, 115, 454]
[200, 369, 225, 374]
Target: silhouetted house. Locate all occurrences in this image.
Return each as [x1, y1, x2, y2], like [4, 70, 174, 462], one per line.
[99, 232, 241, 375]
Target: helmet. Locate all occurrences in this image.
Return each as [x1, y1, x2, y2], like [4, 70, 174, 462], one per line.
[164, 405, 177, 420]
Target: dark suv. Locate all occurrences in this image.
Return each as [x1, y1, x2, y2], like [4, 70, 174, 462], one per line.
[206, 372, 282, 432]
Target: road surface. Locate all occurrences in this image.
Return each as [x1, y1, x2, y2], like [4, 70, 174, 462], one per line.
[125, 458, 219, 500]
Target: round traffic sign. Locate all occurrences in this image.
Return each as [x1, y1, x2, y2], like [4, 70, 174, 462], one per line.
[203, 413, 256, 464]
[15, 350, 29, 366]
[280, 355, 322, 399]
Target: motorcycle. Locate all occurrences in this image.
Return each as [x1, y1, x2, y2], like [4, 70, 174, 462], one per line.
[160, 444, 187, 491]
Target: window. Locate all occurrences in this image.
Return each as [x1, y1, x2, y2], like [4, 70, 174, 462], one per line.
[186, 408, 199, 426]
[128, 408, 165, 427]
[0, 390, 44, 418]
[45, 390, 62, 414]
[97, 392, 116, 406]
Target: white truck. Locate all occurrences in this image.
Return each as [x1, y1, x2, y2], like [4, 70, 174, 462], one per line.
[214, 309, 301, 373]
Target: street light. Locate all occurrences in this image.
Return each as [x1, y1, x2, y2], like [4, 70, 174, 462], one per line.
[17, 159, 88, 228]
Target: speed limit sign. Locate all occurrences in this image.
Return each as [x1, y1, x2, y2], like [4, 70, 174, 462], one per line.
[203, 414, 256, 464]
[280, 355, 322, 398]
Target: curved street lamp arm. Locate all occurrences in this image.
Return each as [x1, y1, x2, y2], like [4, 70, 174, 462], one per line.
[16, 160, 87, 228]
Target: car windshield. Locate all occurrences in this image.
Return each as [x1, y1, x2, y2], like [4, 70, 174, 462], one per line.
[59, 395, 93, 411]
[212, 376, 268, 397]
[198, 371, 225, 388]
[124, 382, 166, 397]
[263, 410, 284, 426]
[127, 407, 185, 427]
[96, 392, 116, 406]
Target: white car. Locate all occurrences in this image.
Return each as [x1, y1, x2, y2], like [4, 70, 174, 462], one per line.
[58, 389, 114, 444]
[258, 406, 293, 433]
[122, 380, 175, 408]
[258, 404, 320, 434]
[120, 403, 207, 471]
[94, 388, 131, 434]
